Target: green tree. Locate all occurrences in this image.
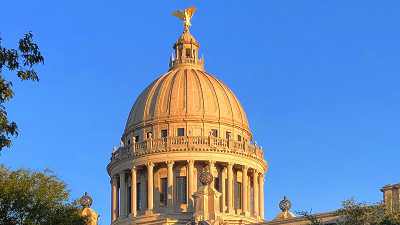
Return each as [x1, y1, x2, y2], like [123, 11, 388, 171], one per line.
[0, 164, 88, 225]
[299, 197, 400, 225]
[0, 32, 44, 152]
[337, 197, 400, 225]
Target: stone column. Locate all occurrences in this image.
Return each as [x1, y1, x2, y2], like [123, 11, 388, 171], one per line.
[227, 162, 234, 213]
[187, 160, 195, 210]
[248, 176, 251, 214]
[253, 170, 259, 219]
[146, 162, 154, 214]
[241, 166, 249, 216]
[167, 160, 174, 212]
[119, 171, 126, 219]
[221, 167, 226, 212]
[209, 160, 216, 187]
[111, 176, 118, 221]
[131, 167, 137, 217]
[259, 174, 264, 220]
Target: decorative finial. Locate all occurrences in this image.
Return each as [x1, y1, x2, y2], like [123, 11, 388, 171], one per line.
[113, 147, 116, 152]
[199, 171, 213, 186]
[80, 192, 93, 208]
[171, 6, 197, 31]
[279, 196, 292, 212]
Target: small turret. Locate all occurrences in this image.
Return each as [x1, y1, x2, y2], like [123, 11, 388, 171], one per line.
[274, 196, 295, 220]
[192, 171, 222, 224]
[80, 192, 100, 225]
[381, 183, 400, 211]
[169, 7, 204, 70]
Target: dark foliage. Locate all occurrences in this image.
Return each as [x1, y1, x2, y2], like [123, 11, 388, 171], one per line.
[0, 32, 44, 152]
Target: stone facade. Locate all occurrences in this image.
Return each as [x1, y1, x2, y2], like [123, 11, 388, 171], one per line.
[105, 8, 399, 225]
[381, 183, 400, 211]
[107, 13, 268, 225]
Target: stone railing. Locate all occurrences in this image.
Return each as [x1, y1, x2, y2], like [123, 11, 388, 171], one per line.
[169, 58, 204, 68]
[110, 136, 264, 163]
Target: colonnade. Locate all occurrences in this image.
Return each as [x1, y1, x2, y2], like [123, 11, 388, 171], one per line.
[110, 160, 265, 222]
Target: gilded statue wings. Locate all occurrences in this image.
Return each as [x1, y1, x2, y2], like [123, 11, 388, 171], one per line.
[171, 6, 196, 21]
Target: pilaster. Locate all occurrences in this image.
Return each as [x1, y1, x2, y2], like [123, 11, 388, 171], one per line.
[167, 160, 175, 213]
[209, 160, 216, 187]
[259, 174, 265, 220]
[187, 159, 195, 211]
[241, 165, 249, 216]
[146, 162, 155, 215]
[111, 176, 118, 222]
[253, 169, 259, 219]
[130, 166, 137, 217]
[226, 162, 234, 214]
[119, 171, 126, 219]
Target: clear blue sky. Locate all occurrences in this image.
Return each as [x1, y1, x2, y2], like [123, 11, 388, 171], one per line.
[1, 1, 399, 224]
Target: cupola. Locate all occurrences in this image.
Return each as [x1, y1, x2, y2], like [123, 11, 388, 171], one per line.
[169, 9, 204, 70]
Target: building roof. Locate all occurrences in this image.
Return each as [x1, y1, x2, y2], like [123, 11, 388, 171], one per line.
[124, 27, 251, 137]
[125, 67, 250, 135]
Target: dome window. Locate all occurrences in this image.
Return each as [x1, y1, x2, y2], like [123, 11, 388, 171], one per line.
[176, 176, 187, 204]
[177, 128, 185, 137]
[214, 177, 220, 191]
[226, 132, 231, 139]
[211, 129, 218, 137]
[161, 129, 168, 138]
[160, 178, 167, 205]
[185, 49, 191, 58]
[237, 182, 242, 209]
[237, 135, 242, 141]
[127, 186, 132, 213]
[137, 182, 141, 210]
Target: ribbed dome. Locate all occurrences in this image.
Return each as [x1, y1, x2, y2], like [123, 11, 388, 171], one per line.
[125, 67, 250, 134]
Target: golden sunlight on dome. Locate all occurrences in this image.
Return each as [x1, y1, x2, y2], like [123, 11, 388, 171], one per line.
[108, 7, 267, 225]
[124, 68, 250, 139]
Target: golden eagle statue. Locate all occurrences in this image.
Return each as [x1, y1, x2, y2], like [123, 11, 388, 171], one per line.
[171, 6, 197, 29]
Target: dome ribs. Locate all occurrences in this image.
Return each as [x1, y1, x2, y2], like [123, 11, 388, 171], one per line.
[125, 67, 251, 140]
[143, 73, 170, 123]
[148, 74, 169, 119]
[185, 69, 202, 116]
[157, 70, 175, 116]
[225, 85, 249, 137]
[184, 69, 188, 116]
[177, 69, 186, 113]
[166, 70, 179, 117]
[206, 71, 235, 134]
[197, 70, 219, 118]
[126, 78, 158, 129]
[191, 69, 205, 117]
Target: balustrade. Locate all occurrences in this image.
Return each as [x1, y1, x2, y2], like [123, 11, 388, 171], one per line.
[111, 136, 263, 162]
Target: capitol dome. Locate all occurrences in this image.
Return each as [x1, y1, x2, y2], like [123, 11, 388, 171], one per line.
[122, 27, 252, 144]
[107, 9, 267, 225]
[124, 67, 251, 140]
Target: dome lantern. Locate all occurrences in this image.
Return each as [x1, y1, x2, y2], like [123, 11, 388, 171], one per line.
[169, 6, 204, 70]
